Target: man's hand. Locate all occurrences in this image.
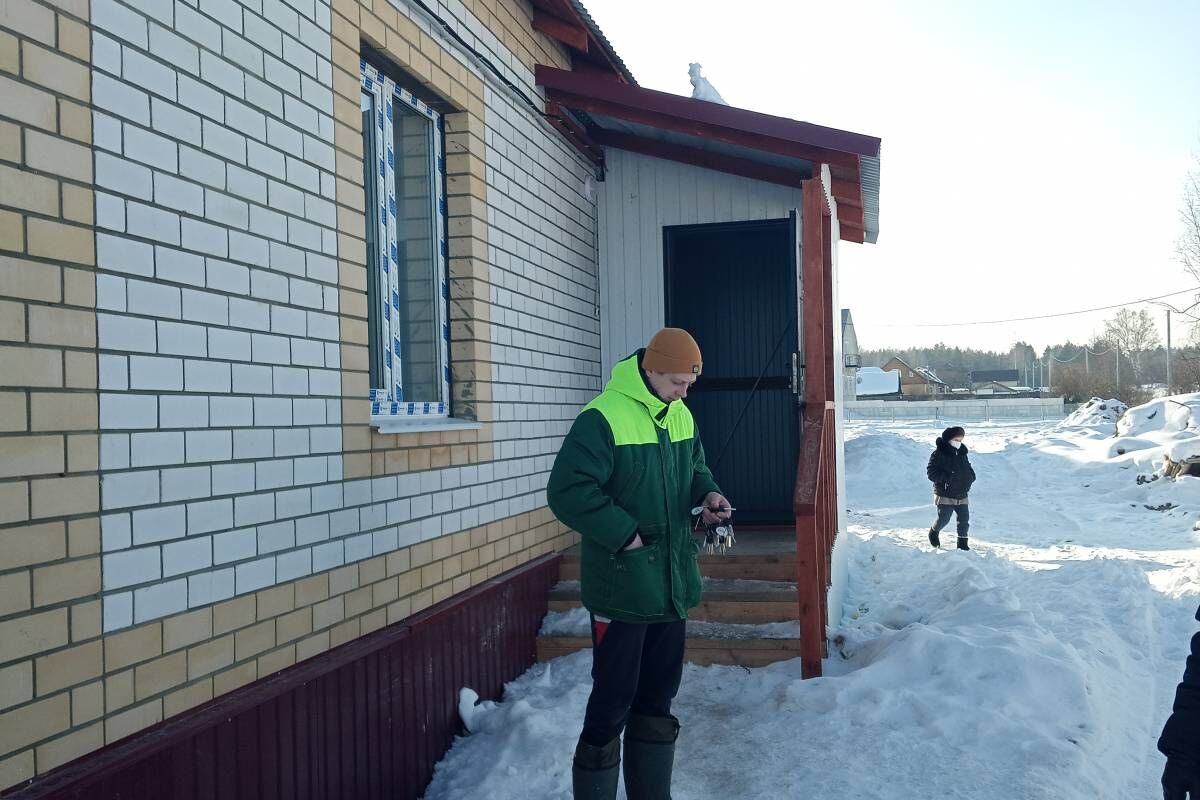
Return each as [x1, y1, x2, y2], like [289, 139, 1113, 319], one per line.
[623, 533, 644, 551]
[1164, 757, 1200, 800]
[700, 492, 732, 526]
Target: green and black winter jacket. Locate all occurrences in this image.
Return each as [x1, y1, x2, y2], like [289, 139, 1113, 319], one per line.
[546, 351, 722, 623]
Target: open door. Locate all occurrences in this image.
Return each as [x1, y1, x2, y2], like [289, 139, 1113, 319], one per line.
[664, 219, 801, 525]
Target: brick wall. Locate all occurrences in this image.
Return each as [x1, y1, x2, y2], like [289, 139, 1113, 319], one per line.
[0, 0, 596, 789]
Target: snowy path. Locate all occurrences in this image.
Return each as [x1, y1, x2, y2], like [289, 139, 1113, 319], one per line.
[424, 420, 1200, 800]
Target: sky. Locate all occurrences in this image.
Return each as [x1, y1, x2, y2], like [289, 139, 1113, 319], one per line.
[582, 0, 1200, 353]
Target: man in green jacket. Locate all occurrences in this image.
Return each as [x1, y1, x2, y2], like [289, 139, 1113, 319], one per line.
[547, 328, 731, 800]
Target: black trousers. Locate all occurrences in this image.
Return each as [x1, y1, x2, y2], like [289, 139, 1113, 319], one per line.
[579, 614, 686, 747]
[933, 503, 970, 536]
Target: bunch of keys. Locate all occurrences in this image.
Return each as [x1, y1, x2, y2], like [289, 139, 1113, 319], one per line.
[691, 506, 736, 555]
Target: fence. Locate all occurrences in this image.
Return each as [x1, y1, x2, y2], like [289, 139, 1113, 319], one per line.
[844, 398, 1066, 422]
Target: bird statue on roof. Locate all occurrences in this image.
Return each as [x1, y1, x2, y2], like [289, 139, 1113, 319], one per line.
[688, 63, 728, 106]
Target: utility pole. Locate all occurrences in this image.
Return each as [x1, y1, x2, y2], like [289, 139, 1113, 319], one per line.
[1116, 342, 1121, 391]
[1048, 352, 1053, 395]
[1167, 309, 1173, 394]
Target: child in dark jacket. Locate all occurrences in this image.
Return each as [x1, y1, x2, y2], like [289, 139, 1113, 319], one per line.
[1160, 604, 1200, 799]
[926, 426, 975, 550]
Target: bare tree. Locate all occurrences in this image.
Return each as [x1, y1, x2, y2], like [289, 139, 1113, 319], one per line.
[1181, 156, 1200, 284]
[1102, 308, 1161, 381]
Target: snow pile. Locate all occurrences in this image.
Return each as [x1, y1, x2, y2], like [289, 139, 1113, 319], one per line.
[856, 366, 900, 397]
[1117, 394, 1200, 438]
[1059, 397, 1127, 431]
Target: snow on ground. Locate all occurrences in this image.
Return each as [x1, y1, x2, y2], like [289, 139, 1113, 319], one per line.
[423, 411, 1200, 800]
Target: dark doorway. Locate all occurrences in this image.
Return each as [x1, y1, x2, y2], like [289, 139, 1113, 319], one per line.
[664, 219, 800, 525]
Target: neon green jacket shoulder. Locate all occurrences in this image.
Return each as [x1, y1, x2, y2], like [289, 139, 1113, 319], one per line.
[547, 351, 722, 622]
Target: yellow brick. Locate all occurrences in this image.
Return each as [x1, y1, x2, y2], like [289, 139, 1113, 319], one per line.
[0, 120, 20, 162]
[257, 644, 295, 677]
[21, 41, 90, 102]
[71, 599, 101, 642]
[311, 596, 344, 630]
[386, 596, 411, 625]
[212, 594, 256, 635]
[0, 693, 70, 754]
[63, 267, 96, 307]
[386, 548, 410, 576]
[134, 651, 187, 701]
[328, 564, 358, 595]
[71, 680, 104, 724]
[33, 556, 100, 607]
[41, 0, 89, 19]
[0, 345, 62, 387]
[0, 210, 21, 253]
[0, 256, 62, 304]
[162, 608, 212, 653]
[0, 0, 56, 45]
[67, 433, 99, 473]
[68, 518, 100, 560]
[0, 30, 17, 74]
[295, 630, 329, 663]
[0, 607, 66, 663]
[211, 661, 255, 696]
[233, 619, 275, 661]
[0, 484, 31, 526]
[294, 574, 329, 606]
[64, 350, 96, 389]
[163, 679, 212, 718]
[275, 607, 312, 643]
[35, 640, 102, 695]
[0, 300, 20, 342]
[24, 128, 91, 182]
[0, 569, 30, 618]
[56, 15, 90, 61]
[105, 669, 134, 712]
[344, 585, 372, 617]
[105, 699, 162, 744]
[328, 619, 358, 649]
[36, 720, 103, 771]
[0, 434, 61, 478]
[58, 99, 91, 145]
[0, 750, 35, 792]
[0, 162, 58, 215]
[61, 188, 93, 230]
[104, 623, 163, 672]
[31, 474, 98, 518]
[27, 218, 93, 264]
[0, 662, 33, 712]
[186, 635, 233, 681]
[30, 391, 98, 429]
[0, 392, 24, 433]
[255, 584, 295, 619]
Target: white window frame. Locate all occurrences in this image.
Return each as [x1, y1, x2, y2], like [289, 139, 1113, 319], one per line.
[361, 60, 461, 430]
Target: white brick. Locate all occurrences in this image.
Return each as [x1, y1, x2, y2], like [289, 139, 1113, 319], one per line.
[245, 75, 285, 120]
[95, 74, 152, 128]
[275, 487, 310, 518]
[371, 528, 397, 555]
[311, 482, 340, 512]
[305, 253, 335, 284]
[124, 125, 178, 173]
[96, 193, 126, 232]
[93, 30, 122, 75]
[103, 593, 134, 631]
[232, 363, 272, 394]
[99, 313, 157, 354]
[188, 498, 233, 534]
[328, 508, 356, 536]
[94, 111, 124, 153]
[199, 50, 245, 97]
[266, 247, 304, 283]
[185, 430, 232, 463]
[182, 289, 229, 326]
[96, 152, 152, 198]
[163, 537, 212, 577]
[235, 557, 275, 593]
[155, 246, 206, 287]
[101, 512, 133, 550]
[184, 359, 231, 392]
[179, 145, 226, 189]
[211, 462, 253, 496]
[266, 179, 304, 216]
[222, 30, 263, 77]
[100, 435, 131, 473]
[249, 206, 288, 242]
[256, 520, 293, 553]
[281, 36, 315, 79]
[125, 0, 173, 26]
[247, 140, 286, 177]
[243, 12, 282, 57]
[181, 218, 228, 257]
[255, 458, 292, 490]
[234, 491, 274, 526]
[307, 369, 338, 396]
[284, 158, 319, 195]
[228, 231, 270, 270]
[207, 257, 249, 296]
[311, 540, 342, 572]
[174, 3, 221, 52]
[149, 22, 200, 74]
[272, 368, 308, 398]
[159, 394, 209, 427]
[97, 274, 128, 312]
[126, 201, 181, 245]
[345, 532, 372, 563]
[226, 165, 267, 204]
[294, 513, 327, 544]
[154, 171, 204, 213]
[201, 119, 247, 164]
[289, 339, 323, 368]
[162, 465, 211, 501]
[293, 456, 324, 485]
[127, 278, 182, 318]
[187, 568, 235, 607]
[265, 118, 301, 154]
[270, 306, 305, 337]
[198, 0, 243, 32]
[302, 136, 335, 173]
[208, 328, 250, 360]
[123, 47, 177, 100]
[251, 333, 290, 364]
[305, 312, 337, 340]
[128, 431, 183, 469]
[98, 234, 155, 277]
[129, 355, 183, 391]
[252, 397, 291, 426]
[229, 297, 269, 329]
[304, 193, 335, 228]
[134, 578, 188, 623]
[100, 392, 157, 430]
[103, 546, 161, 590]
[158, 321, 209, 357]
[132, 503, 186, 544]
[205, 190, 250, 229]
[309, 426, 340, 453]
[209, 396, 252, 427]
[261, 0, 298, 36]
[94, 0, 149, 48]
[275, 548, 311, 581]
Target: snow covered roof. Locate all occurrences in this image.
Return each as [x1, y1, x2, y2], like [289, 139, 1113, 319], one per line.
[856, 367, 900, 396]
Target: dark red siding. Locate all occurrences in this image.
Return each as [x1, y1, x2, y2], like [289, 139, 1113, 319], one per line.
[2, 554, 560, 800]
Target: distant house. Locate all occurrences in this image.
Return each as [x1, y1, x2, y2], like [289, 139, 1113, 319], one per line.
[970, 369, 1021, 391]
[842, 310, 860, 398]
[882, 356, 949, 397]
[855, 366, 902, 399]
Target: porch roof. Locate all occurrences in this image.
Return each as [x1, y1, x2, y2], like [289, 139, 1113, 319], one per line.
[534, 65, 882, 244]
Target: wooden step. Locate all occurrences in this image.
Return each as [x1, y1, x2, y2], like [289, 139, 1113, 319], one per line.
[557, 553, 796, 583]
[536, 635, 801, 667]
[547, 581, 797, 624]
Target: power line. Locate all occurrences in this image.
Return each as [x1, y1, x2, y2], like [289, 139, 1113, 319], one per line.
[874, 288, 1200, 328]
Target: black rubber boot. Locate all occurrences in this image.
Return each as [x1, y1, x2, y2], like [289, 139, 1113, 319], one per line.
[623, 714, 680, 800]
[928, 528, 940, 548]
[573, 736, 620, 800]
[957, 536, 970, 551]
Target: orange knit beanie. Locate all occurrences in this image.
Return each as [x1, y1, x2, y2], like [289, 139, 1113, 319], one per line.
[642, 328, 702, 375]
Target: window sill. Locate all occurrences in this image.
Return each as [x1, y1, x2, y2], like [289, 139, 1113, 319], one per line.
[370, 416, 482, 434]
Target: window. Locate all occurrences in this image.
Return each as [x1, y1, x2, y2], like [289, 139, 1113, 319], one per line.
[360, 61, 450, 423]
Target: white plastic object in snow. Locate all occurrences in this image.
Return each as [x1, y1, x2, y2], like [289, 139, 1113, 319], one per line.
[688, 63, 728, 105]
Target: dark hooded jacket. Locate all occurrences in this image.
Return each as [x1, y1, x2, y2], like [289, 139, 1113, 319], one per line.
[926, 437, 976, 500]
[1159, 605, 1200, 763]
